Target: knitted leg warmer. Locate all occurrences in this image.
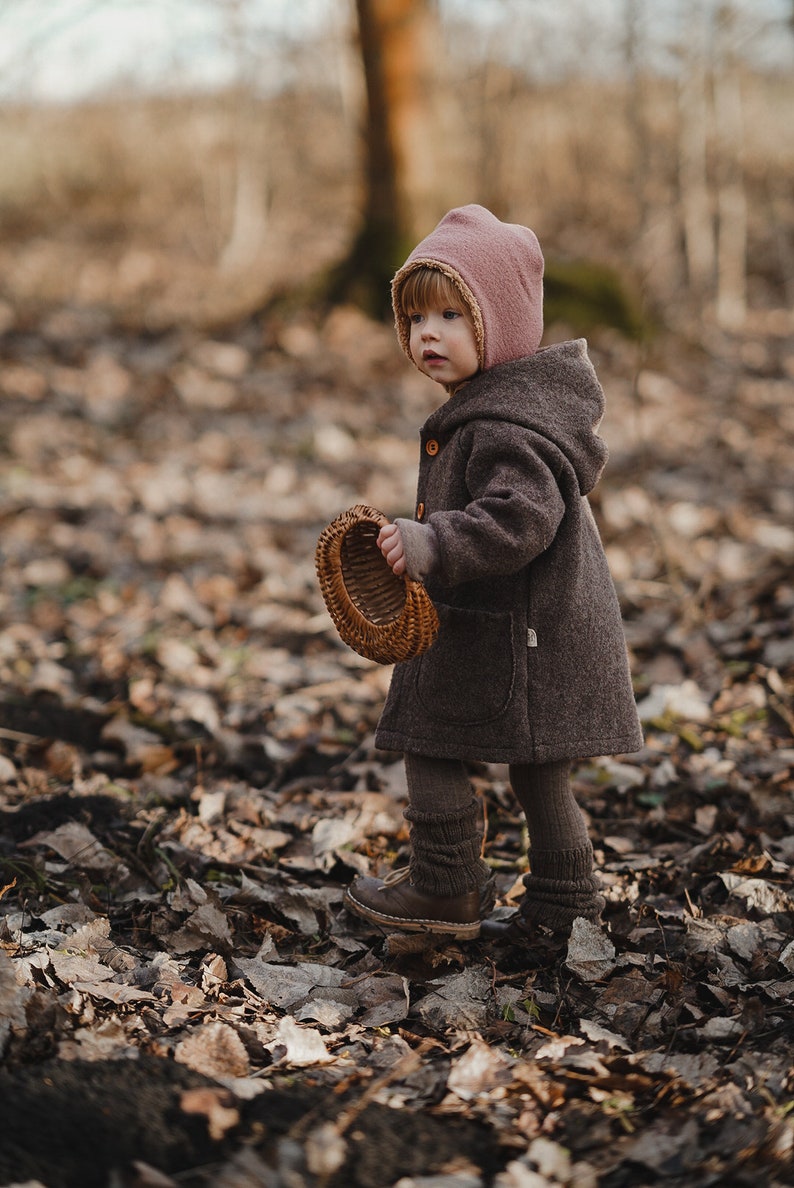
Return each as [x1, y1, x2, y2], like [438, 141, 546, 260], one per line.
[518, 844, 605, 931]
[509, 761, 604, 932]
[404, 753, 492, 900]
[404, 800, 489, 897]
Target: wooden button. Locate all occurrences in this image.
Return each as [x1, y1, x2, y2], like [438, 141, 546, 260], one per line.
[425, 439, 439, 456]
[416, 502, 425, 520]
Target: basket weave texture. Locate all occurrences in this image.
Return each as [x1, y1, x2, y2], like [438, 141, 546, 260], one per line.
[315, 504, 439, 665]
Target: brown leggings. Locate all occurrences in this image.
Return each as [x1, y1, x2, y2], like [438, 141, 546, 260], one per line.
[404, 753, 603, 926]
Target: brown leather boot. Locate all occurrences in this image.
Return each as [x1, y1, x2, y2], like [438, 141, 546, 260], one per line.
[344, 868, 481, 939]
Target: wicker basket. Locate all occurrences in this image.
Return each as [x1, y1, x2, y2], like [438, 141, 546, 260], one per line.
[315, 504, 439, 665]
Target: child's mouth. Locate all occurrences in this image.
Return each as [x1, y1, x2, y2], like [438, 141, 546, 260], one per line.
[423, 351, 445, 361]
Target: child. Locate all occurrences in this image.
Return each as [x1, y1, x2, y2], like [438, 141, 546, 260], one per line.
[344, 205, 643, 946]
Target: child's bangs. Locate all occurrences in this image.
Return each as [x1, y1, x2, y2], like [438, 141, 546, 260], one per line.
[401, 267, 463, 314]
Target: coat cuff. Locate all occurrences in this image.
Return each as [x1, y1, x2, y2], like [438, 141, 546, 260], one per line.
[394, 518, 439, 582]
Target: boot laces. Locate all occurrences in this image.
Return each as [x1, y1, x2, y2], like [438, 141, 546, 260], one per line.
[381, 867, 412, 888]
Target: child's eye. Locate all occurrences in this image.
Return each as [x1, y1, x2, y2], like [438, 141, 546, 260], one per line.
[442, 309, 461, 320]
[409, 312, 424, 325]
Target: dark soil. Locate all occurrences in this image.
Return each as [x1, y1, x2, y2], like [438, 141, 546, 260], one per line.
[0, 1057, 503, 1187]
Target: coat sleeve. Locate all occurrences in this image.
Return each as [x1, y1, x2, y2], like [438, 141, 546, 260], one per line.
[427, 421, 567, 587]
[395, 517, 439, 581]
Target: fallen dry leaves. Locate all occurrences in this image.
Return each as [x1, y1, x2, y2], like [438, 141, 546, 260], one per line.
[0, 304, 792, 1187]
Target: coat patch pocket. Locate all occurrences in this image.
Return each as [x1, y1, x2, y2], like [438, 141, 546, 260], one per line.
[414, 603, 515, 725]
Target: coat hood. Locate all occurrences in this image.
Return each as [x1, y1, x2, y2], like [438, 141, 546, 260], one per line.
[392, 204, 544, 372]
[425, 338, 608, 496]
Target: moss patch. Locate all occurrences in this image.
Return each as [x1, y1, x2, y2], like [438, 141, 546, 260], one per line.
[544, 258, 650, 340]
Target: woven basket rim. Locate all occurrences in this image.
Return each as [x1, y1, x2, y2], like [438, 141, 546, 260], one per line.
[315, 504, 439, 664]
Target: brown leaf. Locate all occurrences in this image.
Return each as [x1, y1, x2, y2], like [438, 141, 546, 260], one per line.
[44, 740, 80, 781]
[174, 1021, 250, 1080]
[180, 1087, 240, 1141]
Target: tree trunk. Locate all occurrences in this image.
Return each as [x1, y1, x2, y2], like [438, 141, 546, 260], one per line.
[714, 4, 747, 328]
[329, 0, 444, 316]
[220, 101, 270, 273]
[217, 2, 270, 273]
[678, 3, 716, 299]
[620, 0, 679, 318]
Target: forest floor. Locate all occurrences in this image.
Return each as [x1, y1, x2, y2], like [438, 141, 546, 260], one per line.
[0, 299, 793, 1188]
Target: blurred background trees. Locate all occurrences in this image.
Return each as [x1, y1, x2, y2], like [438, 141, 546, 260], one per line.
[0, 0, 791, 336]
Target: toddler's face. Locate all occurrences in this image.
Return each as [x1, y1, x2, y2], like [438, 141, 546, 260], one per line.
[407, 303, 479, 389]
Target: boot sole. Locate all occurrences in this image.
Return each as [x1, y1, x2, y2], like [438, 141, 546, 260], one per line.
[344, 888, 481, 940]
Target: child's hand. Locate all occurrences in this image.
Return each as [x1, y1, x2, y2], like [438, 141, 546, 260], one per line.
[377, 522, 406, 575]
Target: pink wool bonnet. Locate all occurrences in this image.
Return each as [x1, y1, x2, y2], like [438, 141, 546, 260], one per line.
[391, 204, 545, 372]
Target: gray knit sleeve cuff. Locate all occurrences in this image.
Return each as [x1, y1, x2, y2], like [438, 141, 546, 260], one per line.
[394, 518, 440, 582]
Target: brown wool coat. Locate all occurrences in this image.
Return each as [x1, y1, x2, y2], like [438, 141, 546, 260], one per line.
[375, 339, 644, 764]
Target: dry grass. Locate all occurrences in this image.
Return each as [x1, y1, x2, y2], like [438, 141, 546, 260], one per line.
[0, 66, 791, 329]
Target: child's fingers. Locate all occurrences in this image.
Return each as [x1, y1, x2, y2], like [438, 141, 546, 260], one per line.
[377, 524, 399, 556]
[383, 539, 403, 566]
[377, 523, 405, 573]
